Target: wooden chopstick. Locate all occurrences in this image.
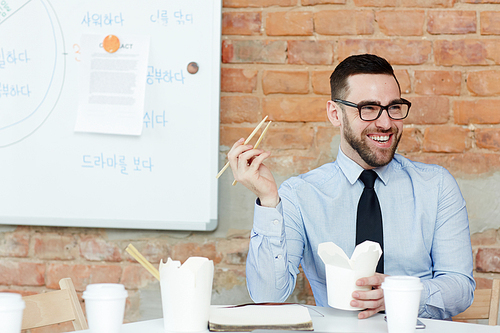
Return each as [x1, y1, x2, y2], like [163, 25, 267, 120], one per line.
[216, 116, 269, 179]
[232, 121, 272, 186]
[125, 244, 160, 281]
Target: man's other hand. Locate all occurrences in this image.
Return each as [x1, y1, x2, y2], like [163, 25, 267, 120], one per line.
[351, 273, 388, 319]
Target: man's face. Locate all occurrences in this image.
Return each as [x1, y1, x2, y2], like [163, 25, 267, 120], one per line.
[337, 74, 403, 169]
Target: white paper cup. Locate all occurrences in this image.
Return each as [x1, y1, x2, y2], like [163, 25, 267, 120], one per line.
[83, 283, 128, 333]
[0, 293, 25, 333]
[382, 276, 423, 333]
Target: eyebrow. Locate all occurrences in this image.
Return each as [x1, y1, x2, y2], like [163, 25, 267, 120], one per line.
[357, 98, 405, 106]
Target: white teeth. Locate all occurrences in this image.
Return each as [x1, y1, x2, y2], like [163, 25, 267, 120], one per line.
[371, 135, 390, 143]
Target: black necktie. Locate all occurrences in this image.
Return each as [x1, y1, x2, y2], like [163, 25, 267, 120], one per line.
[356, 170, 384, 273]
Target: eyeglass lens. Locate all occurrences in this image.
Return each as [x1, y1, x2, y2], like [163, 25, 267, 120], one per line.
[360, 104, 409, 121]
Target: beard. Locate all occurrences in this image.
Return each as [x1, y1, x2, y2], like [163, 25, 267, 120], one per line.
[343, 114, 401, 168]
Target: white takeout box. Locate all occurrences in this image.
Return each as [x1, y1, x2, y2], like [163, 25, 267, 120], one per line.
[318, 240, 382, 311]
[160, 257, 214, 333]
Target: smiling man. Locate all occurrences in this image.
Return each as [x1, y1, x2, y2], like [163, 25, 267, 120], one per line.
[227, 54, 475, 320]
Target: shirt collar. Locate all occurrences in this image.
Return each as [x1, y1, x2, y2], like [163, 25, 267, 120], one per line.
[336, 146, 391, 186]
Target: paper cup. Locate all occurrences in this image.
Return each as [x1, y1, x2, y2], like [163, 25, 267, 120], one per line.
[0, 293, 25, 333]
[83, 283, 128, 333]
[382, 276, 423, 333]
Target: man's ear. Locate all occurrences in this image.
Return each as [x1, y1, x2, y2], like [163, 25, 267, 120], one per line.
[327, 100, 342, 127]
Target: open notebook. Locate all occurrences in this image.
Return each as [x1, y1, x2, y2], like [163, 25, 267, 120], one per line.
[209, 303, 313, 332]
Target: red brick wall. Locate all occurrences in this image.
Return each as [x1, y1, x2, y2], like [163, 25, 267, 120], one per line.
[220, 0, 500, 318]
[220, 0, 500, 177]
[4, 2, 500, 331]
[472, 229, 500, 282]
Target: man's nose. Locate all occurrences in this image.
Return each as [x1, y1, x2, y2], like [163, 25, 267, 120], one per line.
[374, 109, 393, 129]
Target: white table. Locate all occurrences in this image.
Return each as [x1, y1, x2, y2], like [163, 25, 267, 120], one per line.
[72, 305, 500, 333]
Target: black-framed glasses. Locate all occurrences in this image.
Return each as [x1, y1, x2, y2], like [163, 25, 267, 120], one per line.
[333, 98, 411, 121]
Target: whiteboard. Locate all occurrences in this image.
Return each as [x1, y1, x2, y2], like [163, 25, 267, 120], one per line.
[0, 0, 221, 230]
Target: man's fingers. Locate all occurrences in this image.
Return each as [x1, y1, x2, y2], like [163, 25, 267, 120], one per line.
[231, 137, 245, 149]
[351, 298, 384, 309]
[228, 143, 252, 161]
[356, 273, 386, 287]
[350, 297, 385, 318]
[237, 149, 264, 167]
[228, 143, 254, 173]
[351, 285, 385, 319]
[352, 288, 384, 300]
[248, 151, 270, 169]
[358, 305, 385, 319]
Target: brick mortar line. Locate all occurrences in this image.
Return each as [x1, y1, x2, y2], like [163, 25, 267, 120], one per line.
[222, 7, 500, 19]
[222, 36, 500, 41]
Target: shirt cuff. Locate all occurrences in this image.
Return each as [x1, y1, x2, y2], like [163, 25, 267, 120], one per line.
[419, 280, 445, 319]
[253, 198, 284, 238]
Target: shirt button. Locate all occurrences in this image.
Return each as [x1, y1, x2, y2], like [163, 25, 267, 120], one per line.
[276, 254, 283, 259]
[272, 219, 279, 226]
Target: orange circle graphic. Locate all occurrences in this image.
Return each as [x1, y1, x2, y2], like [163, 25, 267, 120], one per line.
[103, 35, 120, 53]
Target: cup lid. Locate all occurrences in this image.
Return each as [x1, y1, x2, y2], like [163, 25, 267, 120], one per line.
[0, 292, 25, 311]
[381, 276, 423, 290]
[82, 283, 128, 300]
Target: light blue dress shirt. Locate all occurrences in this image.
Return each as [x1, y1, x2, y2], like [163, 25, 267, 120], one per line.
[246, 148, 475, 320]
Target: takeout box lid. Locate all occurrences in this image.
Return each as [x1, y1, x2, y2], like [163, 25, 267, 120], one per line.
[318, 240, 382, 271]
[159, 256, 214, 288]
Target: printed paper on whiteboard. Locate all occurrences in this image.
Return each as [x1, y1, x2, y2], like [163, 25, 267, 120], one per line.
[74, 34, 150, 136]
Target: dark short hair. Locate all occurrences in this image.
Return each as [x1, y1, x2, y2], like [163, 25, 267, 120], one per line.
[330, 54, 401, 100]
